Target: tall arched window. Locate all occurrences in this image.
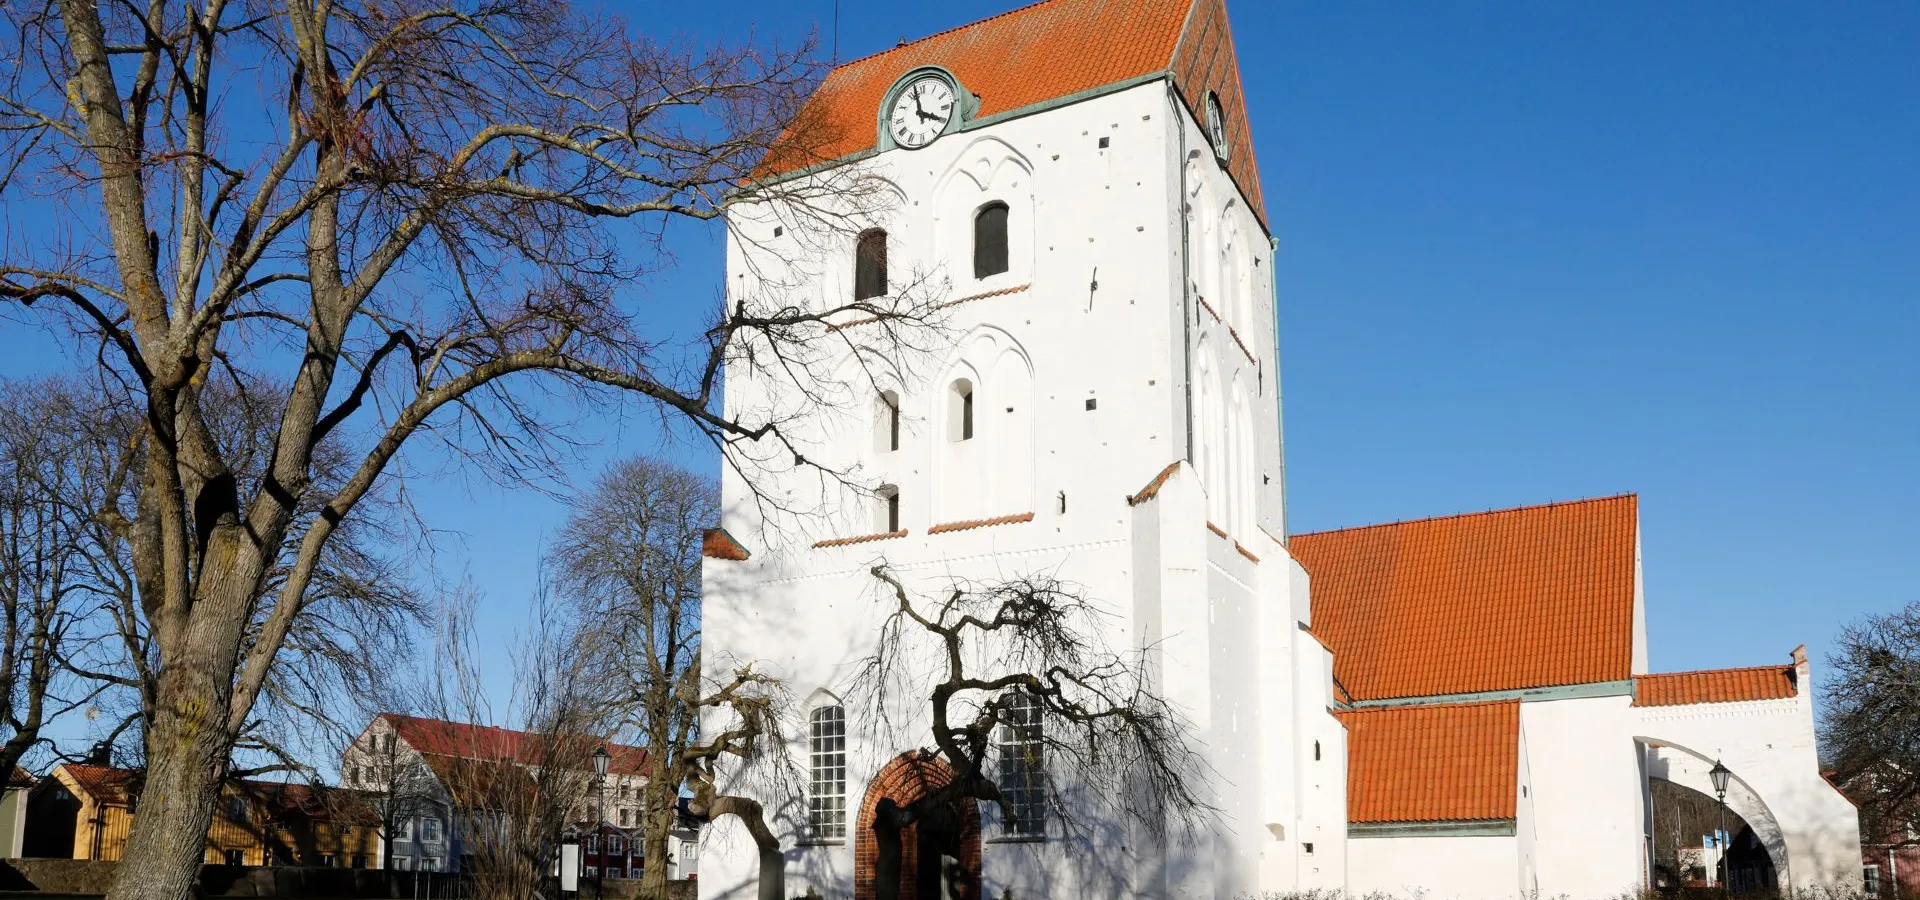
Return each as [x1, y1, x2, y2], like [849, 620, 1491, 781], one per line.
[854, 229, 888, 301]
[875, 484, 900, 533]
[808, 705, 847, 840]
[877, 390, 901, 452]
[949, 379, 974, 442]
[996, 692, 1046, 836]
[973, 202, 1009, 279]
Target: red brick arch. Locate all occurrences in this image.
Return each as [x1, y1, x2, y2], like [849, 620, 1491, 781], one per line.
[853, 751, 982, 900]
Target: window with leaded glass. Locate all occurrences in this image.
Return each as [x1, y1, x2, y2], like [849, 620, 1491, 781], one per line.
[996, 692, 1046, 836]
[808, 705, 847, 840]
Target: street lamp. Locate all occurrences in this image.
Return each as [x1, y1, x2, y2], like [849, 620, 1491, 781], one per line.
[1709, 760, 1732, 890]
[594, 747, 611, 900]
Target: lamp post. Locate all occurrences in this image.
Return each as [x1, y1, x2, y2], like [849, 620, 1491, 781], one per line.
[594, 747, 610, 900]
[1709, 759, 1732, 891]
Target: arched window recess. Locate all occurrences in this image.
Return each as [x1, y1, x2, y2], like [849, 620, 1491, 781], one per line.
[973, 201, 1009, 279]
[854, 229, 888, 301]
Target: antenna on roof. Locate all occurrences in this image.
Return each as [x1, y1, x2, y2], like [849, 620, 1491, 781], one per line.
[831, 0, 839, 63]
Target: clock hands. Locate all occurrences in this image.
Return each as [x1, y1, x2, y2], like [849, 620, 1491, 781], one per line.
[911, 87, 944, 124]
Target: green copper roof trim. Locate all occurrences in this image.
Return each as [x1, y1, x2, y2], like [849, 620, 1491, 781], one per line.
[1350, 819, 1517, 839]
[1345, 679, 1636, 709]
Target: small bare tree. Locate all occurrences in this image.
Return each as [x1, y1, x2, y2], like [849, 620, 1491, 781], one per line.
[554, 456, 708, 899]
[0, 377, 125, 786]
[858, 566, 1212, 900]
[1823, 600, 1920, 847]
[556, 454, 802, 900]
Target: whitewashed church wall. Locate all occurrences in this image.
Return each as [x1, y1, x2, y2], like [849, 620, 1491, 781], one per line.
[1347, 835, 1520, 900]
[1515, 713, 1541, 897]
[1291, 620, 1349, 892]
[1521, 695, 1649, 899]
[701, 77, 1291, 900]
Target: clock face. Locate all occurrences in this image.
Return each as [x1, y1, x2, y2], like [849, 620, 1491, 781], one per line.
[888, 76, 956, 150]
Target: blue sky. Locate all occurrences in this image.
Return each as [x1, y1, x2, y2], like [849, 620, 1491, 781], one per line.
[3, 0, 1916, 746]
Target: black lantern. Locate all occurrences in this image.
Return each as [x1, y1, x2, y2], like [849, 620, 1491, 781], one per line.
[1708, 759, 1732, 889]
[593, 746, 611, 778]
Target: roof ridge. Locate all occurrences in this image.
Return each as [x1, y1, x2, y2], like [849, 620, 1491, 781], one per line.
[1292, 493, 1637, 540]
[1637, 663, 1793, 680]
[828, 0, 1066, 73]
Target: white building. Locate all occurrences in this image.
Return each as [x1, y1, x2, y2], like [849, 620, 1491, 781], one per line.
[696, 2, 1861, 898]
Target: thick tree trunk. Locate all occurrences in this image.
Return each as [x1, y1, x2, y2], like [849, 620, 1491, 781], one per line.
[705, 795, 783, 900]
[105, 662, 235, 900]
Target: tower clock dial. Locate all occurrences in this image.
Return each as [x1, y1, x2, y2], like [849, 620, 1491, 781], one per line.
[888, 75, 956, 149]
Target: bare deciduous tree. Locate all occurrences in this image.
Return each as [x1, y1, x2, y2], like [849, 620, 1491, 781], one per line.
[1823, 600, 1920, 847]
[557, 454, 800, 900]
[0, 377, 126, 786]
[0, 0, 933, 895]
[857, 566, 1212, 900]
[554, 456, 709, 899]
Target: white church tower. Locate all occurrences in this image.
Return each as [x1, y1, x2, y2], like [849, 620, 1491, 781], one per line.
[699, 1, 1347, 898]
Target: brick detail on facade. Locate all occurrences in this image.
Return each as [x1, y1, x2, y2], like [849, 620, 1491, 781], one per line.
[852, 752, 982, 900]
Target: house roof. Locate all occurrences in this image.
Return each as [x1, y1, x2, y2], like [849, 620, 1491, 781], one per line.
[58, 763, 141, 805]
[1337, 700, 1520, 824]
[7, 768, 33, 788]
[1633, 665, 1798, 707]
[759, 0, 1268, 228]
[418, 753, 544, 811]
[1292, 495, 1639, 702]
[702, 527, 751, 561]
[377, 714, 648, 776]
[56, 763, 376, 823]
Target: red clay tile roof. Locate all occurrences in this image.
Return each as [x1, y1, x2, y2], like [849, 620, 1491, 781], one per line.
[1293, 495, 1639, 702]
[1127, 461, 1182, 506]
[702, 527, 750, 561]
[7, 768, 33, 788]
[760, 0, 1267, 228]
[379, 714, 648, 776]
[1337, 700, 1520, 824]
[60, 763, 141, 805]
[928, 512, 1033, 534]
[812, 529, 909, 549]
[1633, 665, 1798, 707]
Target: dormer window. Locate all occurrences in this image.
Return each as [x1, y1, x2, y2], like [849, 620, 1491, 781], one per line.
[973, 202, 1009, 278]
[855, 229, 888, 300]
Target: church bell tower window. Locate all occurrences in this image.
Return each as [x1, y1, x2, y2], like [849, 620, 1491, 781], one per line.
[949, 379, 974, 441]
[973, 202, 1009, 278]
[854, 229, 888, 300]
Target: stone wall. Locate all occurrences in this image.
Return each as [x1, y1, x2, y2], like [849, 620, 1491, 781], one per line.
[0, 859, 698, 899]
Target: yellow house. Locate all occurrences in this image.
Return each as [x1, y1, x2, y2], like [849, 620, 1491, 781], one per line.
[27, 763, 379, 866]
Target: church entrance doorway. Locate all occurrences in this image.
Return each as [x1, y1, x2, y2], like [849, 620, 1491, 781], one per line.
[854, 751, 982, 900]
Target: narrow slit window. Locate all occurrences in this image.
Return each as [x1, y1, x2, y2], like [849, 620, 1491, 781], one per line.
[879, 391, 901, 452]
[973, 202, 1009, 278]
[855, 229, 888, 300]
[949, 379, 974, 442]
[876, 485, 900, 533]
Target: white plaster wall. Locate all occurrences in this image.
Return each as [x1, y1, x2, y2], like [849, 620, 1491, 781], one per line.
[701, 76, 1286, 900]
[1348, 836, 1519, 900]
[1521, 695, 1649, 899]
